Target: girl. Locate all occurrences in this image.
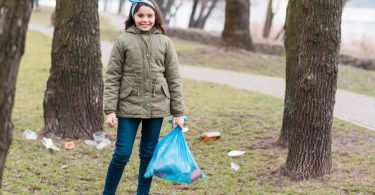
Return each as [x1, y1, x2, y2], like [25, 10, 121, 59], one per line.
[102, 0, 185, 194]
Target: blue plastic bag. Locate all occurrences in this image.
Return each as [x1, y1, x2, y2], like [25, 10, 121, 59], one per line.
[144, 126, 206, 184]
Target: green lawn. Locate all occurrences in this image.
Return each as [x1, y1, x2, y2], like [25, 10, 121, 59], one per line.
[2, 30, 374, 194]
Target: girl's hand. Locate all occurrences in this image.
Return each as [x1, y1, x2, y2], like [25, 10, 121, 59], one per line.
[172, 116, 184, 130]
[106, 113, 117, 128]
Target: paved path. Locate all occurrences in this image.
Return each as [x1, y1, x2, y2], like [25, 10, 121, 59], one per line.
[28, 23, 375, 131]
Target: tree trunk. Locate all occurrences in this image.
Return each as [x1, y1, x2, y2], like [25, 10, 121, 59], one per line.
[164, 0, 174, 24]
[196, 0, 218, 29]
[193, 0, 207, 28]
[118, 0, 126, 14]
[34, 0, 39, 7]
[200, 0, 218, 28]
[155, 0, 175, 24]
[104, 0, 108, 12]
[0, 0, 32, 186]
[263, 0, 274, 38]
[277, 0, 302, 147]
[189, 0, 218, 29]
[155, 0, 165, 16]
[188, 0, 199, 28]
[273, 24, 285, 41]
[221, 0, 254, 51]
[42, 0, 104, 139]
[168, 1, 183, 25]
[284, 0, 342, 180]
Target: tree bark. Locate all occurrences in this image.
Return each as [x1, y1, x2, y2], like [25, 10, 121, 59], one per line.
[284, 0, 342, 180]
[42, 0, 104, 139]
[221, 0, 254, 51]
[263, 0, 274, 38]
[277, 0, 301, 147]
[0, 0, 32, 186]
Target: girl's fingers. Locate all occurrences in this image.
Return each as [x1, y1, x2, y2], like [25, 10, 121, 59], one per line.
[106, 117, 115, 128]
[113, 118, 117, 127]
[172, 122, 183, 130]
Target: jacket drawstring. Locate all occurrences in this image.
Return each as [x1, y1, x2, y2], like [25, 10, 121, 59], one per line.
[136, 76, 140, 96]
[152, 74, 158, 97]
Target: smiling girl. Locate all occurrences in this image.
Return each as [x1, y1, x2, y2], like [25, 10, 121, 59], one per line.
[102, 0, 185, 194]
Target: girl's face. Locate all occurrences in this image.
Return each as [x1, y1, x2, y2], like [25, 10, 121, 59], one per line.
[134, 5, 155, 32]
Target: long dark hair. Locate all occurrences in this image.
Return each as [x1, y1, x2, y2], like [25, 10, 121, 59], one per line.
[125, 0, 165, 34]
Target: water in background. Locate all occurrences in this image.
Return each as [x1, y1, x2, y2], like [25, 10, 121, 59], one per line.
[39, 0, 375, 44]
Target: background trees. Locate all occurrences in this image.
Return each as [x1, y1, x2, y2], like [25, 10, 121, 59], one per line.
[221, 0, 254, 50]
[188, 0, 219, 29]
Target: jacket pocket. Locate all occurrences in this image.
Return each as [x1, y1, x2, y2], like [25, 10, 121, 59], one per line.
[161, 82, 170, 99]
[118, 74, 141, 114]
[151, 77, 170, 114]
[119, 86, 133, 99]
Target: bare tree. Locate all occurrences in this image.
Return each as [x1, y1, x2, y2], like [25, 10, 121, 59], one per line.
[189, 0, 199, 27]
[155, 0, 177, 24]
[42, 0, 104, 139]
[283, 0, 343, 180]
[0, 0, 32, 185]
[221, 0, 254, 50]
[273, 24, 285, 41]
[118, 0, 126, 14]
[33, 0, 40, 11]
[188, 0, 219, 29]
[263, 0, 274, 38]
[104, 0, 109, 12]
[167, 1, 183, 25]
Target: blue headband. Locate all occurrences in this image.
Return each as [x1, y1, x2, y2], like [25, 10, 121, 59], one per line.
[129, 0, 155, 18]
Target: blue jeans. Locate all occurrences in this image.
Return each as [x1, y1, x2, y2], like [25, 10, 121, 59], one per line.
[103, 117, 163, 195]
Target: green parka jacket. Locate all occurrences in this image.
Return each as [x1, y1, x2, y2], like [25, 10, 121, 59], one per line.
[103, 25, 184, 118]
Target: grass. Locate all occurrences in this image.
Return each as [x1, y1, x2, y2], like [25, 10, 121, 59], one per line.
[1, 30, 374, 194]
[29, 7, 375, 97]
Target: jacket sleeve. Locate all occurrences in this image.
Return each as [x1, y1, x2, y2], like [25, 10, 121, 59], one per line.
[103, 38, 125, 115]
[164, 38, 185, 117]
